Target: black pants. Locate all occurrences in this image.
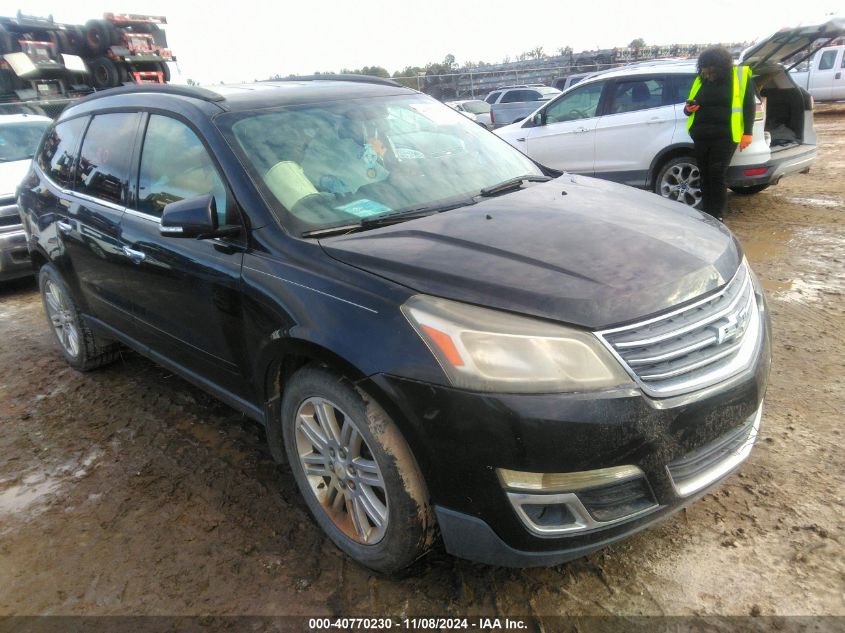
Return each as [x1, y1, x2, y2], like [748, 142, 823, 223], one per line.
[694, 137, 737, 217]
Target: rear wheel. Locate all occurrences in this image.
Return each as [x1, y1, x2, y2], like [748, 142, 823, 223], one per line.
[280, 366, 434, 573]
[655, 156, 702, 208]
[38, 264, 120, 371]
[729, 184, 770, 195]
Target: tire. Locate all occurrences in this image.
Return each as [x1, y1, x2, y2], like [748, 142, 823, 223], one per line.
[654, 155, 702, 208]
[84, 20, 115, 56]
[729, 184, 770, 195]
[89, 56, 120, 89]
[157, 61, 171, 83]
[38, 264, 120, 372]
[280, 365, 434, 573]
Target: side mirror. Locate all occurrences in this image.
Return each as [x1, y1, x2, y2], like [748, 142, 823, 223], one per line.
[159, 194, 239, 239]
[526, 111, 544, 127]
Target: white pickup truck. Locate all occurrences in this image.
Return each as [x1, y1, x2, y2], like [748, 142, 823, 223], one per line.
[790, 44, 845, 101]
[484, 85, 560, 127]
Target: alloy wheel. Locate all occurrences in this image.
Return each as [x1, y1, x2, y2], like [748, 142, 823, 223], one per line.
[294, 397, 388, 544]
[659, 161, 702, 207]
[43, 280, 79, 358]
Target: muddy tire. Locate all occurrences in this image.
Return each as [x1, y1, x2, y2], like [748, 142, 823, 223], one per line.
[280, 366, 434, 573]
[38, 264, 120, 372]
[730, 184, 770, 195]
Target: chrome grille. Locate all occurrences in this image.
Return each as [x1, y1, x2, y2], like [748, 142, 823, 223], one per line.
[597, 262, 760, 397]
[0, 198, 22, 232]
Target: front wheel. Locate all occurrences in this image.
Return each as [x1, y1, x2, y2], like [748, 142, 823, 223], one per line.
[281, 366, 434, 573]
[655, 156, 702, 208]
[730, 184, 770, 195]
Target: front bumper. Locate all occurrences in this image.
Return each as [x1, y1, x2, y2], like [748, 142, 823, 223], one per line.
[0, 229, 32, 281]
[727, 144, 816, 188]
[366, 308, 771, 566]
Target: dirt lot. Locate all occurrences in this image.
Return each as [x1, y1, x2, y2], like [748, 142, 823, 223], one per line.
[1, 107, 843, 623]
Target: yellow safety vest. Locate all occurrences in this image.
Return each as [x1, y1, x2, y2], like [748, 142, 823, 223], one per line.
[686, 65, 752, 143]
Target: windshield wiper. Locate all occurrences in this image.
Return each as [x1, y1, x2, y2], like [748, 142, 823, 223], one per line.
[301, 198, 477, 238]
[477, 174, 552, 197]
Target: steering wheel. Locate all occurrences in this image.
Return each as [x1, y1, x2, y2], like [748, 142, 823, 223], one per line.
[569, 108, 588, 120]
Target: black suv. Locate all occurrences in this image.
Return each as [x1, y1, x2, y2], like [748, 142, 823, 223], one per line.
[18, 78, 771, 573]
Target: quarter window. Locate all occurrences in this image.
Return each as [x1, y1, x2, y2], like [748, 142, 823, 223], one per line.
[485, 91, 501, 104]
[37, 117, 86, 188]
[75, 113, 140, 204]
[138, 115, 227, 222]
[544, 82, 604, 124]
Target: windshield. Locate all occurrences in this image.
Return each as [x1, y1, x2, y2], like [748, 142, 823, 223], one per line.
[217, 93, 543, 234]
[0, 120, 50, 163]
[462, 101, 491, 114]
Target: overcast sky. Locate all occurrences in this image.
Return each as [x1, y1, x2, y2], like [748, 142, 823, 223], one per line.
[3, 0, 840, 84]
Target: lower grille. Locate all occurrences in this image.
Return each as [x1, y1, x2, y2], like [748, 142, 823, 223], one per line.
[667, 404, 762, 497]
[0, 200, 21, 231]
[597, 261, 761, 397]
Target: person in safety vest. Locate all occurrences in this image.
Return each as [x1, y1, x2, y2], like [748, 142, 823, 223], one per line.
[683, 45, 755, 220]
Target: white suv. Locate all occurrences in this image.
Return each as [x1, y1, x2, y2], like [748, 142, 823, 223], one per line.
[495, 19, 844, 208]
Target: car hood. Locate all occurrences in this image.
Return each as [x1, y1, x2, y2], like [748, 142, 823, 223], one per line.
[321, 176, 742, 329]
[0, 159, 32, 197]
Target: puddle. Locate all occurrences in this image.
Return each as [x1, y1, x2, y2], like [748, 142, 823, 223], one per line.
[0, 476, 62, 515]
[783, 196, 843, 209]
[0, 450, 102, 519]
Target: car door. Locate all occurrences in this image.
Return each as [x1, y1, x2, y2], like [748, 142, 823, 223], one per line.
[593, 75, 675, 185]
[61, 112, 142, 332]
[808, 48, 839, 101]
[521, 80, 606, 173]
[118, 113, 250, 399]
[836, 49, 845, 101]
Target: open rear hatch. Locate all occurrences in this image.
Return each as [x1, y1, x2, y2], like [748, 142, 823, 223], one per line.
[740, 17, 845, 150]
[740, 17, 845, 70]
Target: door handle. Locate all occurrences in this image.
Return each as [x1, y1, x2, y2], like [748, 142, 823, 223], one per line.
[574, 127, 588, 133]
[56, 220, 73, 233]
[836, 72, 841, 80]
[515, 137, 526, 142]
[646, 118, 663, 124]
[122, 246, 146, 263]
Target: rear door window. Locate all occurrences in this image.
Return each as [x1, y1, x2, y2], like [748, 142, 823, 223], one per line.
[75, 113, 141, 205]
[37, 117, 87, 188]
[818, 50, 836, 70]
[137, 114, 228, 223]
[607, 77, 667, 114]
[671, 74, 697, 103]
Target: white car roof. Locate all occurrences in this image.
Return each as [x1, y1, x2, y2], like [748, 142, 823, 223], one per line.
[558, 60, 696, 92]
[0, 113, 53, 124]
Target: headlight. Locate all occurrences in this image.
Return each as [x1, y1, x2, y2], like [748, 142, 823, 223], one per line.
[401, 295, 632, 393]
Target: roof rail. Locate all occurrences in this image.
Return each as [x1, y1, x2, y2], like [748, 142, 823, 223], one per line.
[268, 74, 403, 88]
[73, 83, 227, 106]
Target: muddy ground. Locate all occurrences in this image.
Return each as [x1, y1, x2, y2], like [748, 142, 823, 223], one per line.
[1, 107, 843, 623]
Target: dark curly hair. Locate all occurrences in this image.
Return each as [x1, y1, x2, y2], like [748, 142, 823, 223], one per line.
[697, 46, 734, 82]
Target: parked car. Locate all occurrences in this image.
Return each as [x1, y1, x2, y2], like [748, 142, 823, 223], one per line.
[496, 18, 844, 207]
[19, 79, 770, 573]
[0, 112, 50, 282]
[484, 85, 561, 127]
[445, 99, 492, 128]
[789, 44, 845, 102]
[553, 72, 602, 91]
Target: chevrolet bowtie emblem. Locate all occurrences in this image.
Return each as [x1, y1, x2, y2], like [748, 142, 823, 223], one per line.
[713, 309, 747, 345]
